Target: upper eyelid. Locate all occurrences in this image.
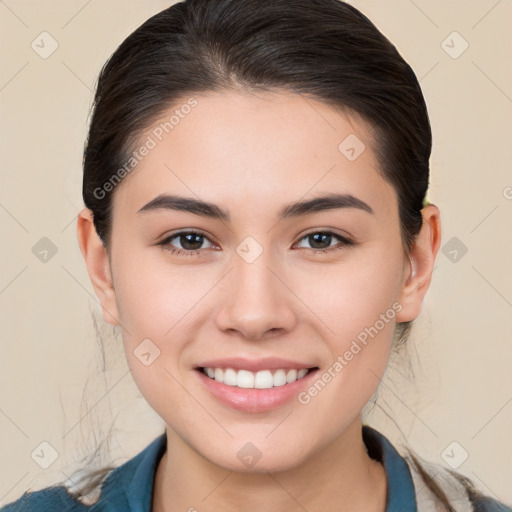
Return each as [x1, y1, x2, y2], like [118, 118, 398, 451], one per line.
[295, 231, 352, 249]
[162, 229, 350, 248]
[297, 229, 351, 240]
[163, 230, 216, 247]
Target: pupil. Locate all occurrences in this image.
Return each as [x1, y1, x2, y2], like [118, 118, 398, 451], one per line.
[182, 233, 202, 250]
[310, 233, 331, 249]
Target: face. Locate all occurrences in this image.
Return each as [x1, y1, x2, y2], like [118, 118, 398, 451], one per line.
[90, 90, 418, 472]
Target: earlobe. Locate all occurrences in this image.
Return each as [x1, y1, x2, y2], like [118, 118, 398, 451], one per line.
[76, 208, 121, 326]
[395, 204, 442, 323]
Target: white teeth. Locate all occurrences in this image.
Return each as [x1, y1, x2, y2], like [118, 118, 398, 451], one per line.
[202, 367, 312, 389]
[224, 368, 238, 386]
[254, 370, 273, 389]
[297, 368, 308, 379]
[273, 369, 287, 387]
[286, 369, 298, 383]
[237, 370, 254, 388]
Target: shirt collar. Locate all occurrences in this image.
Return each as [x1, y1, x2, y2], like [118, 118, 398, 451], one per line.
[115, 426, 416, 512]
[363, 424, 417, 512]
[124, 432, 167, 511]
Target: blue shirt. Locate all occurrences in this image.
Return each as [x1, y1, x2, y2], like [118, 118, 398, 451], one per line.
[2, 426, 509, 511]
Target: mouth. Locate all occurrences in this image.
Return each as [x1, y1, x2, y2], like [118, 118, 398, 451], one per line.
[193, 356, 321, 412]
[196, 366, 319, 389]
[194, 365, 320, 412]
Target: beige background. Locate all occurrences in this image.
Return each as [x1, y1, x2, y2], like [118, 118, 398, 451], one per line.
[1, 0, 511, 507]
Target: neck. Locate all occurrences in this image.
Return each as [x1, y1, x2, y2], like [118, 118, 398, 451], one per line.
[152, 417, 387, 512]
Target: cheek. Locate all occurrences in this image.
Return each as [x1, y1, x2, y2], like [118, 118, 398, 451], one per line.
[109, 253, 194, 391]
[113, 258, 196, 417]
[295, 248, 403, 342]
[111, 251, 225, 405]
[291, 248, 402, 401]
[112, 248, 215, 338]
[294, 281, 398, 440]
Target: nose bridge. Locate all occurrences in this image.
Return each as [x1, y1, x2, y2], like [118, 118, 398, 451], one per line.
[215, 237, 296, 339]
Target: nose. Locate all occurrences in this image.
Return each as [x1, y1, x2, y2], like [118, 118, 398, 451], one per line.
[214, 247, 297, 341]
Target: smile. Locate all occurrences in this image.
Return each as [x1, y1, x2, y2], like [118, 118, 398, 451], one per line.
[199, 367, 315, 389]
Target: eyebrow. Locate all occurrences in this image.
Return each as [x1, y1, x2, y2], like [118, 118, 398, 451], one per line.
[136, 192, 374, 220]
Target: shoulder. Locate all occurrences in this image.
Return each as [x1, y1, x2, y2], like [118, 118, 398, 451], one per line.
[0, 476, 128, 512]
[0, 486, 87, 512]
[1, 432, 167, 512]
[470, 494, 511, 512]
[402, 444, 511, 512]
[363, 425, 511, 512]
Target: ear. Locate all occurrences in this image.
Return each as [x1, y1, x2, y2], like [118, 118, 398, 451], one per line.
[395, 204, 442, 322]
[76, 208, 120, 326]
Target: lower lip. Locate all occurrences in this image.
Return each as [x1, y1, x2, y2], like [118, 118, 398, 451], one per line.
[195, 368, 319, 413]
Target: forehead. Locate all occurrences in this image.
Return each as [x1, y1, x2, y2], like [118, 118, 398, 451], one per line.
[112, 90, 397, 221]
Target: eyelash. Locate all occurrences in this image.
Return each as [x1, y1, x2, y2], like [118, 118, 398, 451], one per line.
[157, 229, 355, 257]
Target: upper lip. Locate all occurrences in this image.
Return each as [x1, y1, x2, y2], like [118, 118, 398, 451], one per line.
[196, 357, 318, 373]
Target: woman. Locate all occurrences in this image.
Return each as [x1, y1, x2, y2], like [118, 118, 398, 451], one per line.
[2, 0, 510, 510]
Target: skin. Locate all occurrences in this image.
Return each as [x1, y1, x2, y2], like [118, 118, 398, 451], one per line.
[77, 90, 441, 512]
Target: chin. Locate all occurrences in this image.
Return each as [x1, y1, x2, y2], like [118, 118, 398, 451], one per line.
[196, 435, 309, 474]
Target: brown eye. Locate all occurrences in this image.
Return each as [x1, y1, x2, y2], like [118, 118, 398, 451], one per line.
[295, 231, 354, 253]
[158, 230, 214, 256]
